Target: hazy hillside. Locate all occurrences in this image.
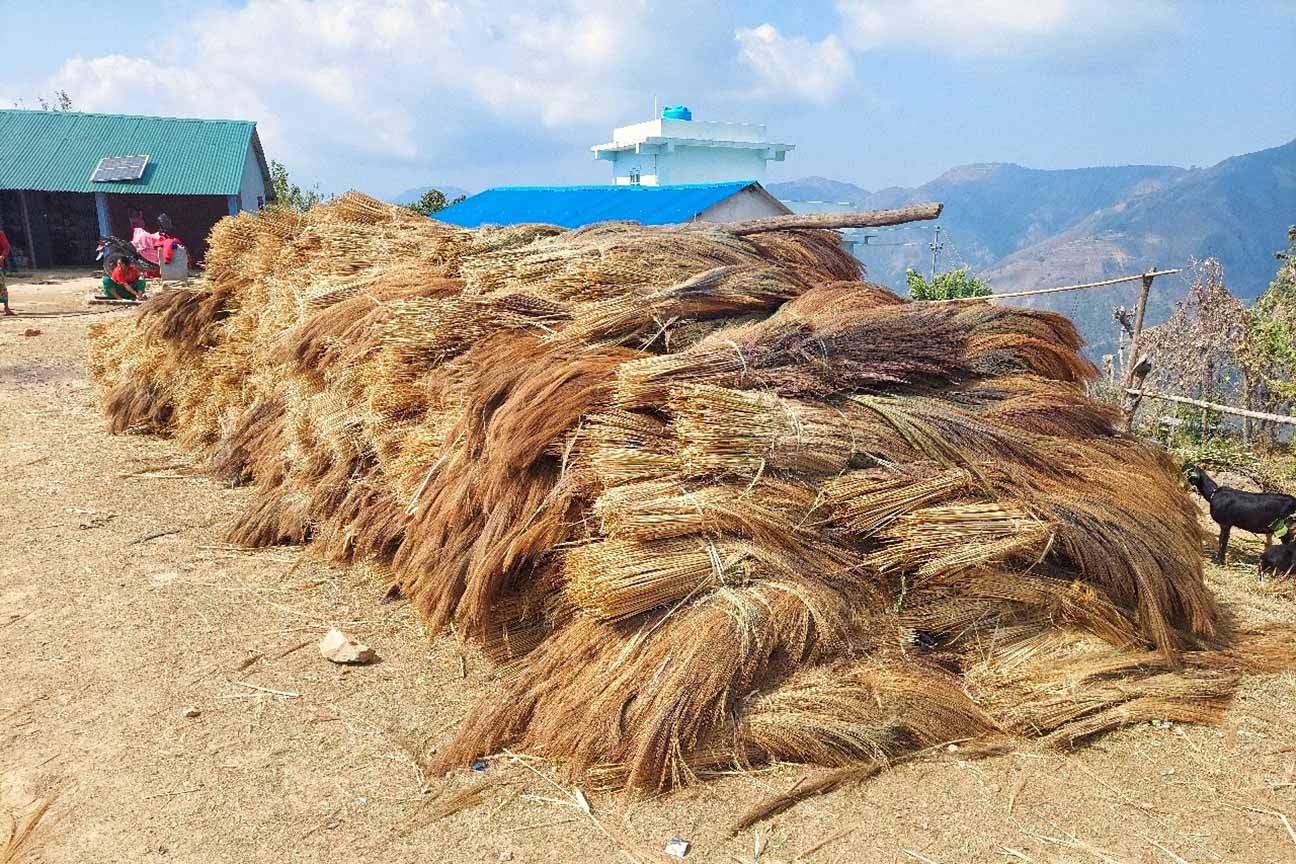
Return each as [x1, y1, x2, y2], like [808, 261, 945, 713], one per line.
[986, 138, 1296, 355]
[769, 138, 1294, 356]
[769, 163, 1186, 287]
[986, 139, 1295, 297]
[764, 176, 871, 205]
[391, 184, 469, 205]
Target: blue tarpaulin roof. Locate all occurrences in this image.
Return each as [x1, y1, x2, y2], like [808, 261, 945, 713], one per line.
[432, 181, 759, 229]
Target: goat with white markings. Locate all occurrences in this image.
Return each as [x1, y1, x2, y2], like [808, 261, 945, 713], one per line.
[1182, 464, 1296, 565]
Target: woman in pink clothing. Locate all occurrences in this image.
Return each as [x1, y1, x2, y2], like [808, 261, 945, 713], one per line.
[0, 227, 11, 315]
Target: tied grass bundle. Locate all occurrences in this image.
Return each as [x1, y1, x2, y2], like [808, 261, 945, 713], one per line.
[87, 193, 1294, 796]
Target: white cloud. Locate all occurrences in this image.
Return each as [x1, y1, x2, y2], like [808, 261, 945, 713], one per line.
[33, 0, 1175, 192]
[735, 24, 853, 104]
[39, 0, 727, 190]
[835, 0, 1174, 58]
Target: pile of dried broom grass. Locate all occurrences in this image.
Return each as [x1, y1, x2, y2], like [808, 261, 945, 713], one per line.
[89, 193, 1293, 793]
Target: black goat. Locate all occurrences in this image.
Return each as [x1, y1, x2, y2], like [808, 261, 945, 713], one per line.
[1259, 540, 1296, 579]
[1183, 464, 1296, 565]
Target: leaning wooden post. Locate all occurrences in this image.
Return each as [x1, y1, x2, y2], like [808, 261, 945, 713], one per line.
[1119, 270, 1156, 432]
[718, 202, 943, 236]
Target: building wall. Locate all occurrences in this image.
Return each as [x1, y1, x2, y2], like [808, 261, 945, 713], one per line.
[0, 190, 97, 267]
[610, 118, 768, 146]
[696, 186, 788, 223]
[611, 146, 767, 186]
[610, 151, 658, 185]
[238, 141, 268, 212]
[658, 147, 769, 185]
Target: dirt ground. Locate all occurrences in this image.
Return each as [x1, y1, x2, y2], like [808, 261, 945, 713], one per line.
[3, 269, 1296, 864]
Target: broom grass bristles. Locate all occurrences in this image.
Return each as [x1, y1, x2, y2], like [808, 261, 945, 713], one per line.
[86, 195, 1296, 794]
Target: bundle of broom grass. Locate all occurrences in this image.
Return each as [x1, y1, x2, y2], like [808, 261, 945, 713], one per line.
[89, 193, 1294, 794]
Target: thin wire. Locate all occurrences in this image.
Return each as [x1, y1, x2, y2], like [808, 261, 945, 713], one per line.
[936, 228, 974, 272]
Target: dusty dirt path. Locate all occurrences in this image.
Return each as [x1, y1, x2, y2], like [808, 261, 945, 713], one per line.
[2, 270, 1296, 863]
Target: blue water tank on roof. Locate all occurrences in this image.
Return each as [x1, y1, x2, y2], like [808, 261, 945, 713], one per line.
[661, 105, 692, 121]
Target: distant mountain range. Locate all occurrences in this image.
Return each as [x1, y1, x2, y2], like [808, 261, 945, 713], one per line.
[768, 138, 1295, 356]
[391, 184, 470, 206]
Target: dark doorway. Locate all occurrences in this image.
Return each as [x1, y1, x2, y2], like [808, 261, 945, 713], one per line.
[43, 192, 100, 265]
[104, 194, 230, 264]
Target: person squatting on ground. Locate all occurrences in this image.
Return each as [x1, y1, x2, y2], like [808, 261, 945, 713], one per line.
[102, 257, 146, 300]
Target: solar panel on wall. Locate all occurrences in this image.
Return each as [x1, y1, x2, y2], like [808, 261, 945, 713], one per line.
[90, 155, 149, 183]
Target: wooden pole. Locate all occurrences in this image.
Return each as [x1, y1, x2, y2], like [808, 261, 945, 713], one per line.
[1242, 371, 1252, 443]
[1119, 271, 1156, 432]
[18, 190, 37, 269]
[719, 202, 943, 236]
[1124, 390, 1296, 427]
[94, 191, 111, 238]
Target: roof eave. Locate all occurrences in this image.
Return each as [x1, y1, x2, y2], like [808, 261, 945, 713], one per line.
[250, 129, 276, 203]
[743, 181, 793, 216]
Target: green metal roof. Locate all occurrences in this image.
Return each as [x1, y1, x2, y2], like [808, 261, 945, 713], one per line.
[0, 109, 262, 196]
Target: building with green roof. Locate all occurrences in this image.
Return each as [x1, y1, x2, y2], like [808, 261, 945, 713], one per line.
[0, 109, 273, 267]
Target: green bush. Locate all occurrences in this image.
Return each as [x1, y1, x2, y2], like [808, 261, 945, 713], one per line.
[405, 189, 466, 218]
[905, 267, 991, 301]
[1238, 226, 1296, 407]
[268, 160, 325, 212]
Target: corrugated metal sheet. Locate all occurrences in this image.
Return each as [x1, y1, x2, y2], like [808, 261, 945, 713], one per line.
[0, 109, 257, 196]
[433, 181, 757, 228]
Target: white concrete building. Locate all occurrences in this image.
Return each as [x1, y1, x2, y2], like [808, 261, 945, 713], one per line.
[592, 107, 794, 186]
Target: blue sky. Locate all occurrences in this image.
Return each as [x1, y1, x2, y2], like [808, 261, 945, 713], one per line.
[4, 1, 1293, 198]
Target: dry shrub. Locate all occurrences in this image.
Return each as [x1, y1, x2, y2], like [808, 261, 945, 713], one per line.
[87, 193, 1296, 794]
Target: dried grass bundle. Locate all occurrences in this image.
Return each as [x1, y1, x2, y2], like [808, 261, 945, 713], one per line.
[137, 282, 235, 346]
[592, 477, 821, 545]
[866, 501, 1051, 578]
[435, 580, 864, 791]
[902, 567, 1139, 649]
[742, 229, 863, 282]
[671, 384, 870, 477]
[738, 658, 999, 767]
[614, 287, 973, 406]
[86, 195, 1296, 798]
[824, 467, 975, 537]
[556, 264, 809, 346]
[565, 536, 826, 621]
[378, 292, 570, 360]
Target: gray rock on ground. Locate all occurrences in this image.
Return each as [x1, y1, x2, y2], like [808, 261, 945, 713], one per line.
[319, 628, 377, 665]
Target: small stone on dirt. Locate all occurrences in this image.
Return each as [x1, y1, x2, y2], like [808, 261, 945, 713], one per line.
[664, 837, 690, 858]
[182, 706, 201, 718]
[319, 627, 376, 664]
[498, 853, 513, 862]
[23, 328, 41, 337]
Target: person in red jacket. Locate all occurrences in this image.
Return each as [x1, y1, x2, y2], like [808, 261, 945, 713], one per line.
[0, 227, 11, 315]
[102, 256, 146, 300]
